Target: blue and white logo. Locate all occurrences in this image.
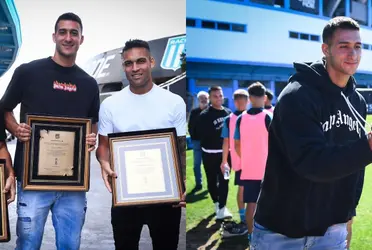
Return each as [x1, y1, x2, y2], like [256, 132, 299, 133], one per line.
[160, 35, 186, 71]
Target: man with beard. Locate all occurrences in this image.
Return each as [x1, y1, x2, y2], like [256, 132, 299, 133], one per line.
[0, 13, 99, 250]
[188, 90, 209, 192]
[96, 39, 186, 250]
[196, 86, 232, 220]
[252, 17, 372, 249]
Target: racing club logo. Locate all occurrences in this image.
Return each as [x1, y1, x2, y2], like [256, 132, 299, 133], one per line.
[160, 35, 186, 71]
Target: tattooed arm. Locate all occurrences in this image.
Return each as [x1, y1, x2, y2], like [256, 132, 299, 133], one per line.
[172, 97, 187, 208]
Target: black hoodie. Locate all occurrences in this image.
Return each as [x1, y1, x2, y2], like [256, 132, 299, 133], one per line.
[254, 60, 372, 238]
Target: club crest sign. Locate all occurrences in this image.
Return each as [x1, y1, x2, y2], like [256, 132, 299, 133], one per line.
[160, 35, 186, 71]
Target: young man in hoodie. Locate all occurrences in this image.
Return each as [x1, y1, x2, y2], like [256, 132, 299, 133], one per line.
[251, 17, 372, 249]
[196, 86, 232, 220]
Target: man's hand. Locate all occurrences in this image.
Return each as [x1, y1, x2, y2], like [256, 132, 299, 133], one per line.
[3, 175, 15, 204]
[100, 162, 117, 193]
[173, 191, 186, 208]
[220, 162, 230, 175]
[86, 133, 97, 152]
[15, 123, 31, 142]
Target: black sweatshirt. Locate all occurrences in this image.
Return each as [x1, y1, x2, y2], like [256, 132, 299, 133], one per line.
[196, 106, 231, 150]
[255, 59, 372, 238]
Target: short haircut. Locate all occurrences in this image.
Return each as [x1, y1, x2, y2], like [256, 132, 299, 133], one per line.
[197, 91, 209, 99]
[122, 39, 151, 54]
[322, 17, 359, 45]
[248, 82, 266, 97]
[233, 89, 248, 100]
[208, 86, 222, 95]
[55, 12, 83, 33]
[265, 89, 274, 101]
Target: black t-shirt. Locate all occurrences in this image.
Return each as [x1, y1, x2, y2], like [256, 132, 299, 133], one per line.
[0, 57, 100, 179]
[196, 106, 232, 150]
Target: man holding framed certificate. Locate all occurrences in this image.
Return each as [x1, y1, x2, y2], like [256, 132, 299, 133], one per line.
[96, 39, 186, 250]
[0, 13, 99, 250]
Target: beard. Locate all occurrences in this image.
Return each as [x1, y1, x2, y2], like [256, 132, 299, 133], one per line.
[328, 53, 358, 76]
[128, 74, 150, 89]
[56, 44, 76, 58]
[199, 102, 208, 109]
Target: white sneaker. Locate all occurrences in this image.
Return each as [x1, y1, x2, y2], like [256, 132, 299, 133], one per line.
[216, 207, 233, 220]
[214, 202, 219, 214]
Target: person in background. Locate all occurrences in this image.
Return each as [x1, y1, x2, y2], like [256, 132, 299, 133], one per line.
[234, 82, 272, 243]
[196, 86, 232, 220]
[220, 89, 249, 237]
[188, 91, 209, 192]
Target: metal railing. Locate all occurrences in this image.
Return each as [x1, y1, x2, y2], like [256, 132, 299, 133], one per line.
[158, 72, 186, 90]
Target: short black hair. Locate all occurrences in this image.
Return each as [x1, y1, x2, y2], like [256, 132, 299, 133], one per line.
[122, 39, 151, 54]
[55, 12, 83, 33]
[322, 16, 359, 44]
[265, 89, 274, 101]
[248, 82, 266, 97]
[208, 86, 222, 95]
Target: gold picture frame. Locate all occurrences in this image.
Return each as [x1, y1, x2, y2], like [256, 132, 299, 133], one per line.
[23, 114, 91, 191]
[0, 160, 10, 242]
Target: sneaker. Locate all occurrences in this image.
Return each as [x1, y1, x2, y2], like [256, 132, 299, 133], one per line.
[219, 220, 237, 234]
[221, 222, 248, 238]
[220, 220, 238, 231]
[216, 207, 233, 220]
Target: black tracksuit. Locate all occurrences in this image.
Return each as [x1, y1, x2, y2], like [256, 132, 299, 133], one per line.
[196, 106, 231, 209]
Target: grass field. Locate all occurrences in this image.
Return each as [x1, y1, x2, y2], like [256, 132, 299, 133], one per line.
[186, 116, 372, 250]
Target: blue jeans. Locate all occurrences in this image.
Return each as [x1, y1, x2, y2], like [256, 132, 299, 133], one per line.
[192, 140, 202, 186]
[251, 222, 347, 250]
[15, 181, 87, 250]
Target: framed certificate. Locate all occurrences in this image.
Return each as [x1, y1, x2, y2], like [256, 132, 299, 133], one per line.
[0, 160, 10, 242]
[109, 128, 185, 207]
[23, 114, 91, 191]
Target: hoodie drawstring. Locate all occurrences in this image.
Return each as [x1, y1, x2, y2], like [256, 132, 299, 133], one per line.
[341, 92, 371, 136]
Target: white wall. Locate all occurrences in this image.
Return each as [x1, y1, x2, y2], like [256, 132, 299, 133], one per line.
[187, 0, 372, 73]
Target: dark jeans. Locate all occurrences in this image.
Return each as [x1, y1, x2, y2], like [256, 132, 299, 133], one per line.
[192, 140, 203, 186]
[111, 205, 181, 250]
[202, 152, 230, 209]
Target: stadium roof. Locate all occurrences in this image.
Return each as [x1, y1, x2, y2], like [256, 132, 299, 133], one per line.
[0, 0, 21, 77]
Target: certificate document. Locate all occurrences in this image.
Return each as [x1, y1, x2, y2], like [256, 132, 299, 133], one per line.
[37, 130, 75, 176]
[124, 148, 166, 194]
